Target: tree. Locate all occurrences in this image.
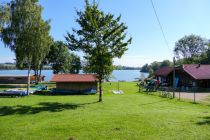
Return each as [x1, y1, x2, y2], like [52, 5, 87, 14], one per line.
[199, 44, 210, 64]
[150, 61, 160, 72]
[47, 41, 71, 74]
[140, 64, 149, 73]
[31, 20, 52, 84]
[141, 60, 172, 78]
[65, 0, 132, 102]
[174, 34, 208, 63]
[47, 41, 81, 74]
[69, 53, 81, 74]
[0, 2, 10, 34]
[160, 60, 172, 68]
[1, 0, 52, 93]
[148, 68, 154, 78]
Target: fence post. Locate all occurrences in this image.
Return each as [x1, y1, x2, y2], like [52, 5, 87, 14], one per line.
[179, 89, 180, 101]
[193, 90, 196, 103]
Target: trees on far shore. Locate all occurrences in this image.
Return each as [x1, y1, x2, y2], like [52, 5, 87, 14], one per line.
[140, 60, 173, 77]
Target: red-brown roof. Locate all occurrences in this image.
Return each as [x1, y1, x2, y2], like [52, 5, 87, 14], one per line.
[51, 74, 97, 82]
[155, 67, 173, 77]
[183, 64, 210, 80]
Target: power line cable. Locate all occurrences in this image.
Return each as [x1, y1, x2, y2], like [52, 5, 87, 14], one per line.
[150, 0, 176, 97]
[150, 0, 171, 51]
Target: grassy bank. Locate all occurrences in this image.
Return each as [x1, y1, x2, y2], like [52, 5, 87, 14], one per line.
[0, 82, 210, 140]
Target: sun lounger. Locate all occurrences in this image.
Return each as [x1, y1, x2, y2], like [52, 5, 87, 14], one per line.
[112, 90, 124, 94]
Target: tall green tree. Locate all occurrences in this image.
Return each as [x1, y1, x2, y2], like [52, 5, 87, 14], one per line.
[31, 20, 52, 84]
[1, 0, 52, 93]
[47, 41, 81, 74]
[174, 34, 208, 63]
[65, 0, 132, 102]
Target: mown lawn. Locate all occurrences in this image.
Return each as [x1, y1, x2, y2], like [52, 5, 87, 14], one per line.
[0, 82, 210, 140]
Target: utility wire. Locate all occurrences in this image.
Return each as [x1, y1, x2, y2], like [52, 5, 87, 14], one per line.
[150, 0, 176, 97]
[150, 0, 170, 51]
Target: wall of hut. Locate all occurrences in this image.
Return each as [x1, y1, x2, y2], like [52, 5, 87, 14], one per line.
[56, 82, 97, 91]
[0, 76, 28, 84]
[164, 70, 210, 89]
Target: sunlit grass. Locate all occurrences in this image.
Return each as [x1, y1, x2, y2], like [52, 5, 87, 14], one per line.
[0, 82, 210, 140]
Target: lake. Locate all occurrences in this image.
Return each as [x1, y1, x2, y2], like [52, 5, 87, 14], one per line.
[0, 70, 148, 82]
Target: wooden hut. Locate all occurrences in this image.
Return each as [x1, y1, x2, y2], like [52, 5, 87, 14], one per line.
[0, 75, 45, 84]
[0, 75, 28, 84]
[51, 74, 98, 94]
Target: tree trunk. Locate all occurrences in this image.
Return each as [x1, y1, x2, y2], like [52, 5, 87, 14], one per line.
[99, 78, 102, 102]
[34, 69, 38, 85]
[38, 65, 42, 83]
[36, 69, 39, 84]
[27, 61, 31, 95]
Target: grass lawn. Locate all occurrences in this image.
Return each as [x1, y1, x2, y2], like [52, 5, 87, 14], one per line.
[0, 82, 210, 140]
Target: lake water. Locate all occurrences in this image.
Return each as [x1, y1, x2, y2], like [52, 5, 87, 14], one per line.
[0, 70, 148, 82]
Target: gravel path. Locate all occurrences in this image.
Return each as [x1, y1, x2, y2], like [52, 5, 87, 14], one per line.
[174, 92, 210, 101]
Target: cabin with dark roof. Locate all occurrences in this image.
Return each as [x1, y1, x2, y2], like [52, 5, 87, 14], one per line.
[0, 75, 45, 84]
[51, 74, 98, 94]
[155, 64, 210, 90]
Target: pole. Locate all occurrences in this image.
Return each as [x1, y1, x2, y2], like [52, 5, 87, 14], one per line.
[193, 90, 196, 103]
[27, 60, 31, 95]
[173, 57, 175, 98]
[118, 81, 119, 92]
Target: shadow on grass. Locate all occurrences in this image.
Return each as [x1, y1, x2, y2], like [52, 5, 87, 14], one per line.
[33, 91, 96, 96]
[0, 101, 98, 116]
[196, 116, 210, 125]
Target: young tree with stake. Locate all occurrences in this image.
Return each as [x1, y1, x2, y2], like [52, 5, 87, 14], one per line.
[65, 0, 132, 102]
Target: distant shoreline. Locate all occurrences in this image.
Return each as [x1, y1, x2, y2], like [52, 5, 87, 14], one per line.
[0, 64, 141, 71]
[0, 69, 141, 71]
[0, 69, 147, 82]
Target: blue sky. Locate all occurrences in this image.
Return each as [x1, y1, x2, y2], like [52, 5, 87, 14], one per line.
[1, 0, 210, 67]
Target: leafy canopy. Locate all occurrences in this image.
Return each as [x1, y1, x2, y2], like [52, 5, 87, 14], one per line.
[65, 0, 132, 79]
[47, 41, 81, 74]
[0, 2, 10, 33]
[1, 0, 52, 86]
[174, 34, 208, 62]
[1, 0, 52, 65]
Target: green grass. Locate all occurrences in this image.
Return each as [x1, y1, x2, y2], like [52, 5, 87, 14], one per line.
[0, 82, 210, 140]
